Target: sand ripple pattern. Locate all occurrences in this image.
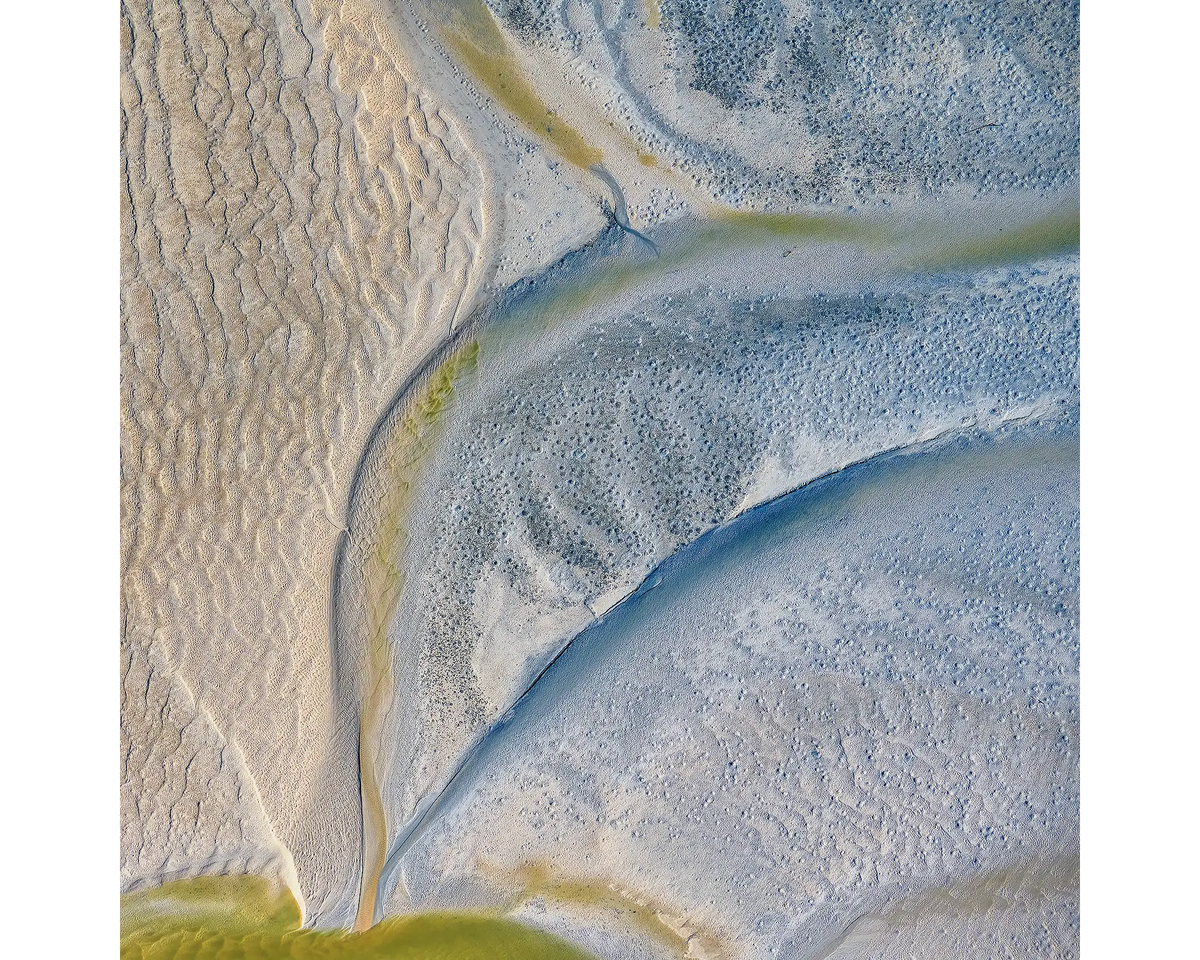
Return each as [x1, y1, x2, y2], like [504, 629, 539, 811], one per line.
[120, 0, 491, 922]
[120, 637, 299, 894]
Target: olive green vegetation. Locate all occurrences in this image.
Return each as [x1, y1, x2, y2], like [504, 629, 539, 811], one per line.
[121, 876, 597, 960]
[916, 207, 1079, 272]
[355, 340, 482, 930]
[438, 0, 602, 169]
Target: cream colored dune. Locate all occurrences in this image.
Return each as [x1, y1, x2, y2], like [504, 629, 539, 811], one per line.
[120, 0, 506, 923]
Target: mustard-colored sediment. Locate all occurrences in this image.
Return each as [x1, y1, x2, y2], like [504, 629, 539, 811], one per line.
[645, 0, 661, 29]
[439, 2, 602, 169]
[354, 341, 482, 930]
[709, 209, 879, 242]
[122, 875, 596, 960]
[919, 207, 1079, 271]
[878, 853, 1080, 923]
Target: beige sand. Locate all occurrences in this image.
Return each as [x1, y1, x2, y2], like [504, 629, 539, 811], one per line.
[120, 0, 508, 922]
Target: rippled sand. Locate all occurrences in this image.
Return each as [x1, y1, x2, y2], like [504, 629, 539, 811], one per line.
[121, 0, 1079, 954]
[120, 0, 500, 918]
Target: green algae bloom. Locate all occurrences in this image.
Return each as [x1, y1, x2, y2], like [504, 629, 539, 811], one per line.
[121, 876, 596, 960]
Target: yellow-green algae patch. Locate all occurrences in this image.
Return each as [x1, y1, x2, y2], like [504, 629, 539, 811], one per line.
[438, 1, 602, 169]
[121, 875, 301, 942]
[915, 207, 1079, 272]
[123, 876, 596, 960]
[355, 341, 483, 930]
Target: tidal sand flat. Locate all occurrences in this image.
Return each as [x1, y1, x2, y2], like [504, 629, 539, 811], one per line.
[121, 0, 1079, 956]
[396, 423, 1079, 958]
